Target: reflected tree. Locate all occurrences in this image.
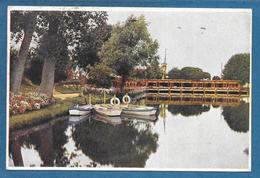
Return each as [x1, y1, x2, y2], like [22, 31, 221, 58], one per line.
[10, 118, 69, 167]
[212, 105, 220, 108]
[72, 119, 158, 167]
[222, 102, 249, 132]
[52, 119, 70, 166]
[168, 105, 210, 117]
[9, 139, 24, 166]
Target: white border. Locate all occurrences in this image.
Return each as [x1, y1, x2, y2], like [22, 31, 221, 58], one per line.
[6, 6, 252, 172]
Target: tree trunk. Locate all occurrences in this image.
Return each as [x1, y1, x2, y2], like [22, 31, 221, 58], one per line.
[39, 58, 56, 97]
[120, 75, 128, 92]
[10, 13, 37, 94]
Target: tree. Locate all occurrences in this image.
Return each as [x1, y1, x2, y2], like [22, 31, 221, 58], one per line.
[88, 62, 113, 88]
[223, 53, 250, 85]
[38, 13, 69, 96]
[37, 11, 109, 96]
[10, 11, 37, 94]
[168, 67, 211, 80]
[212, 76, 221, 80]
[168, 67, 182, 79]
[145, 58, 163, 79]
[99, 15, 159, 90]
[71, 14, 112, 68]
[10, 48, 19, 76]
[25, 50, 68, 85]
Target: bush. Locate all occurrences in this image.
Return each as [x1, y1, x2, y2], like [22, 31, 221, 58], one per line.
[9, 92, 55, 115]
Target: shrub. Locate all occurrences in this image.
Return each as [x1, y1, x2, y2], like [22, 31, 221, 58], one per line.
[9, 92, 55, 116]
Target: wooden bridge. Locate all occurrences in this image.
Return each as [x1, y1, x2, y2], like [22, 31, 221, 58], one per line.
[113, 79, 249, 97]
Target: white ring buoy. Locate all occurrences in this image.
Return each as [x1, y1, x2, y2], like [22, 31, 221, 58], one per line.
[122, 95, 131, 104]
[110, 97, 120, 105]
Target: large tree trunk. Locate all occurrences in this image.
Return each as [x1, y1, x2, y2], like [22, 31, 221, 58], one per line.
[10, 13, 37, 94]
[39, 58, 56, 97]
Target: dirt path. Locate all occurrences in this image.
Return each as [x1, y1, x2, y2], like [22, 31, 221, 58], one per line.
[53, 90, 80, 100]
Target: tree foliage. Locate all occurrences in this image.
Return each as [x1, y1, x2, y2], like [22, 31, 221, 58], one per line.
[168, 67, 211, 80]
[130, 59, 162, 80]
[99, 15, 159, 89]
[33, 11, 110, 95]
[145, 58, 163, 79]
[88, 62, 113, 88]
[37, 13, 69, 66]
[222, 53, 250, 85]
[212, 76, 221, 80]
[68, 11, 112, 68]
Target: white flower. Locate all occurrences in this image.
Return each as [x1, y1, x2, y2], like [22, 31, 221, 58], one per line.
[34, 103, 41, 109]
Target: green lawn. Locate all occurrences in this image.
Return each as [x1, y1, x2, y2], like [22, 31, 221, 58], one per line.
[20, 83, 39, 93]
[55, 85, 83, 94]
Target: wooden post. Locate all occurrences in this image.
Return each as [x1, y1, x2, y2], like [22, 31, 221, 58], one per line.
[89, 94, 92, 105]
[103, 91, 106, 104]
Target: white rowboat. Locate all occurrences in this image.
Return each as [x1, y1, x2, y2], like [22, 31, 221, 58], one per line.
[69, 105, 93, 116]
[121, 106, 158, 116]
[94, 104, 122, 117]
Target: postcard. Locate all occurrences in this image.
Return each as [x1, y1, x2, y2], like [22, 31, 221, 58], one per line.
[6, 6, 251, 172]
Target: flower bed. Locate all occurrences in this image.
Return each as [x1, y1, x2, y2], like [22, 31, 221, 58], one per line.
[9, 92, 55, 116]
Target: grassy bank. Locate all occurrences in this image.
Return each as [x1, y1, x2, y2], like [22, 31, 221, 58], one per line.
[9, 84, 131, 130]
[9, 96, 86, 131]
[9, 93, 113, 130]
[55, 85, 82, 94]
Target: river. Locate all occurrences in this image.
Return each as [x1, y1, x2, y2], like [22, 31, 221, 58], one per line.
[8, 99, 250, 170]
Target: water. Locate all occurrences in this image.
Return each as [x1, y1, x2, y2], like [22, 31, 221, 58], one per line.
[8, 100, 250, 170]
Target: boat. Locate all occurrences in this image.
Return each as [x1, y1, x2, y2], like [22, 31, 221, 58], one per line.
[121, 113, 158, 122]
[69, 104, 93, 116]
[94, 113, 122, 126]
[93, 104, 122, 117]
[121, 105, 158, 116]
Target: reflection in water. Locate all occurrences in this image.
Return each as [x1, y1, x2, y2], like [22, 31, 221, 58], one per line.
[168, 104, 210, 117]
[73, 119, 158, 167]
[222, 102, 249, 133]
[9, 119, 69, 167]
[8, 98, 250, 169]
[9, 115, 158, 167]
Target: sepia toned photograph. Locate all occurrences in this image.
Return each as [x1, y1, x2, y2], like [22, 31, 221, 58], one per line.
[7, 7, 251, 171]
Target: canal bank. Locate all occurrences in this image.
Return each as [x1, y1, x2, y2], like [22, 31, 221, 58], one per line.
[9, 95, 83, 131]
[9, 90, 142, 130]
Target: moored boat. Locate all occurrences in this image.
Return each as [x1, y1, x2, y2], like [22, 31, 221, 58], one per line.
[69, 104, 93, 116]
[94, 104, 122, 117]
[121, 106, 158, 116]
[121, 113, 158, 122]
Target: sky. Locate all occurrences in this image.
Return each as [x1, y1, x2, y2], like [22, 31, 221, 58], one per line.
[107, 8, 251, 77]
